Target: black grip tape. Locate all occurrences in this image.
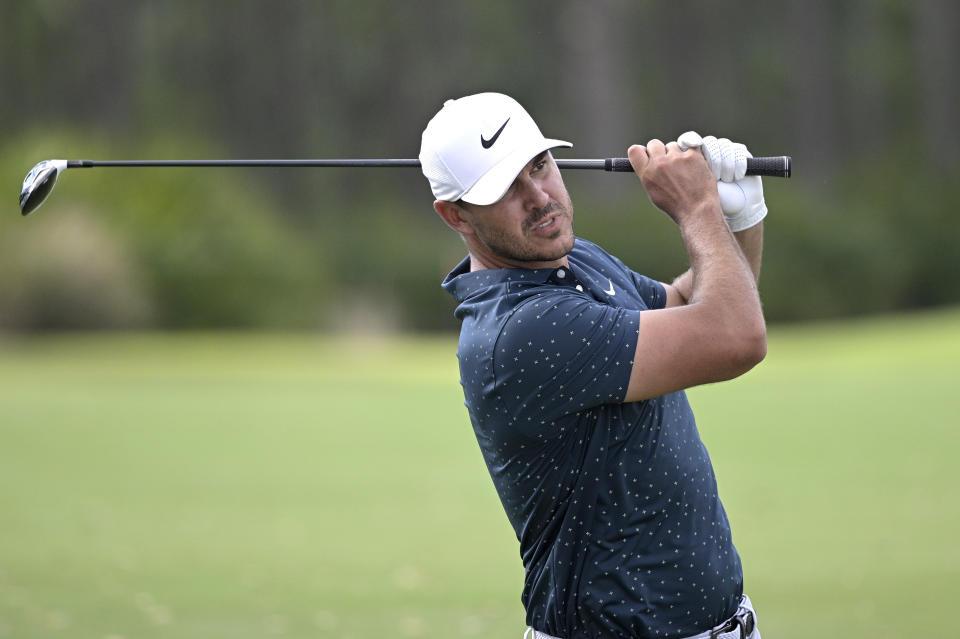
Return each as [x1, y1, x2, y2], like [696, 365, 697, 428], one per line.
[745, 156, 791, 178]
[605, 157, 634, 172]
[604, 155, 791, 178]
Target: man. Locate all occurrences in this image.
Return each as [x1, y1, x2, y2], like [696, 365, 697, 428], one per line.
[420, 92, 766, 639]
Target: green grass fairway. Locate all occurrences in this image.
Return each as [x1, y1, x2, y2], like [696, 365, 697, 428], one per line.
[1, 309, 958, 638]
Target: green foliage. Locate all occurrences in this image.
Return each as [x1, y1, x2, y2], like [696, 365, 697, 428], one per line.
[6, 124, 958, 329]
[2, 0, 958, 329]
[0, 208, 153, 329]
[564, 166, 960, 322]
[313, 194, 464, 332]
[1, 130, 328, 329]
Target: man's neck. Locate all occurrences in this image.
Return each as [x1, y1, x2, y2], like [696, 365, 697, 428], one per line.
[468, 252, 569, 272]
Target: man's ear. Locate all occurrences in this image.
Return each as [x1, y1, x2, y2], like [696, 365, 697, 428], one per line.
[434, 200, 475, 235]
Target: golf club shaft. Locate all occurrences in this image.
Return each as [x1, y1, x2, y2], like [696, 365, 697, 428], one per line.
[66, 156, 792, 178]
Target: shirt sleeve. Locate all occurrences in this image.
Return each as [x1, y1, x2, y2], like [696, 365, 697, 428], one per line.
[631, 272, 667, 310]
[596, 242, 667, 309]
[592, 243, 667, 309]
[492, 291, 640, 423]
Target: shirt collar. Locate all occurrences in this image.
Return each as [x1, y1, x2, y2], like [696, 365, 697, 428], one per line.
[441, 255, 578, 303]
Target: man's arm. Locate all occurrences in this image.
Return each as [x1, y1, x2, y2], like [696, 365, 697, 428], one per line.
[623, 141, 766, 403]
[664, 222, 763, 307]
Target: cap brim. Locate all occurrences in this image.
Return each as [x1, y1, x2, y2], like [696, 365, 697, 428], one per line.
[460, 138, 572, 206]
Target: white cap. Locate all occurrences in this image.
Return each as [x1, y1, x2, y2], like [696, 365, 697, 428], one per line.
[419, 93, 572, 205]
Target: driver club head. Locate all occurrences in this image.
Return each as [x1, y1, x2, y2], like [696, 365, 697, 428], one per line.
[19, 160, 67, 216]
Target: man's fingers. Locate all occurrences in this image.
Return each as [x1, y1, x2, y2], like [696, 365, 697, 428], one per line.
[627, 144, 649, 175]
[630, 138, 702, 178]
[732, 142, 750, 180]
[645, 139, 666, 156]
[717, 137, 736, 182]
[677, 131, 703, 152]
[700, 135, 721, 180]
[698, 135, 750, 182]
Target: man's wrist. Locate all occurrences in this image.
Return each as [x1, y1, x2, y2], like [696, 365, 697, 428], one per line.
[677, 199, 728, 240]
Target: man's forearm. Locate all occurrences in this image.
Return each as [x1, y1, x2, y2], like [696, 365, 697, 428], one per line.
[670, 221, 763, 303]
[673, 203, 765, 366]
[735, 221, 763, 282]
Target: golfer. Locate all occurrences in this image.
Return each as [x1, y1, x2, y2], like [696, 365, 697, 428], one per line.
[421, 92, 766, 639]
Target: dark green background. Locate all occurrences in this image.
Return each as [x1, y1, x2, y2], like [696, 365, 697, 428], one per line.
[2, 1, 958, 330]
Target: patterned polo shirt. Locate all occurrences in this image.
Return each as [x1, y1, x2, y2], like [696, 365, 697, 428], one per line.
[442, 238, 743, 639]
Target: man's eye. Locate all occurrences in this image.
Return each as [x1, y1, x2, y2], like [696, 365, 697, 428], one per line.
[533, 159, 546, 171]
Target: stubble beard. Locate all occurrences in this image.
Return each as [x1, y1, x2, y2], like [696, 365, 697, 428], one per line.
[473, 196, 576, 265]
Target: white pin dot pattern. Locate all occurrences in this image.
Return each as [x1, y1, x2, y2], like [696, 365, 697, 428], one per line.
[442, 239, 740, 638]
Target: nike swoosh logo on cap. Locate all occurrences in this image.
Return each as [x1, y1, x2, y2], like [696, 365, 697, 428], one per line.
[481, 118, 510, 149]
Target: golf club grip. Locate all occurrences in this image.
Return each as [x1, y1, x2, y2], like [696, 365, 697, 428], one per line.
[592, 156, 791, 178]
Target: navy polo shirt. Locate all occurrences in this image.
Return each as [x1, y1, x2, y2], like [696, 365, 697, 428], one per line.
[442, 238, 742, 639]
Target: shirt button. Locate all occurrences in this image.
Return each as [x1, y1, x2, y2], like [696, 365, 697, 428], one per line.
[576, 285, 584, 292]
[557, 269, 566, 278]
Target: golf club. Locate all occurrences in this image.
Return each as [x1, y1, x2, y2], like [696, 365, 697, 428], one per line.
[19, 155, 791, 216]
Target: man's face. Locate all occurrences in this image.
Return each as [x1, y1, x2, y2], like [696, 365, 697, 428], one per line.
[458, 152, 575, 269]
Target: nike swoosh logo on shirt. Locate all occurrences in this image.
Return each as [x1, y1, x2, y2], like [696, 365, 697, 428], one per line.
[481, 118, 510, 148]
[604, 279, 616, 296]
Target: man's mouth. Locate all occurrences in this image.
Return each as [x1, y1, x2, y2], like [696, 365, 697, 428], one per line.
[527, 204, 563, 233]
[536, 216, 557, 230]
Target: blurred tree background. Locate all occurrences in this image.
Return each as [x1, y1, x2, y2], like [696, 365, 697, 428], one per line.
[1, 0, 957, 332]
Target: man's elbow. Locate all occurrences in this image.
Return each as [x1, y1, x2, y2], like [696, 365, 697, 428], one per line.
[729, 321, 767, 376]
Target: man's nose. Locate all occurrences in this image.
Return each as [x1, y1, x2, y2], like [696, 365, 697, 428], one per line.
[517, 176, 550, 209]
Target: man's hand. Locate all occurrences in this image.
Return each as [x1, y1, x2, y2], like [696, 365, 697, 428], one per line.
[678, 131, 748, 181]
[621, 137, 766, 402]
[677, 131, 767, 232]
[627, 139, 721, 227]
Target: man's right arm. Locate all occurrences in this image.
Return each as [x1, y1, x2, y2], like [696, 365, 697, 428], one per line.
[622, 140, 766, 403]
[664, 221, 763, 307]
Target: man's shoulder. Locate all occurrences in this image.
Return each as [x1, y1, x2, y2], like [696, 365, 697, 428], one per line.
[570, 237, 628, 272]
[570, 237, 607, 259]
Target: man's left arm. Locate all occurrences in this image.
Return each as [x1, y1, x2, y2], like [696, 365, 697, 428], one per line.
[734, 222, 763, 282]
[663, 132, 766, 307]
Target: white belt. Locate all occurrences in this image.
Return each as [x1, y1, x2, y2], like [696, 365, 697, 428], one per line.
[524, 594, 760, 639]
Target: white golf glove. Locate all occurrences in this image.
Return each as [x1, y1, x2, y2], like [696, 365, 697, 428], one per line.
[677, 131, 767, 232]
